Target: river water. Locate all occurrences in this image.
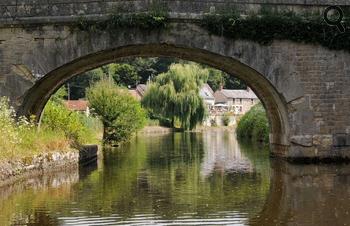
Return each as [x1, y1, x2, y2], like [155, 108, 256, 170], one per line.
[0, 130, 350, 226]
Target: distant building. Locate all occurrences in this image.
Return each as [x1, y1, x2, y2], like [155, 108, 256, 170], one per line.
[129, 84, 147, 100]
[199, 83, 215, 106]
[64, 100, 90, 116]
[213, 87, 259, 115]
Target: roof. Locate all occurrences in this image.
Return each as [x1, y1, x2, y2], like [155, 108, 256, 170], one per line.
[202, 83, 214, 95]
[219, 88, 257, 99]
[64, 100, 89, 111]
[136, 84, 147, 97]
[129, 89, 142, 100]
[199, 83, 215, 100]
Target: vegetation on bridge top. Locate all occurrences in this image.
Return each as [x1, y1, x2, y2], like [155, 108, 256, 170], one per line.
[76, 7, 350, 52]
[76, 11, 168, 32]
[201, 9, 350, 52]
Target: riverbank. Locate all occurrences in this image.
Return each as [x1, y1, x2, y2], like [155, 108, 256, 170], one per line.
[0, 146, 98, 188]
[192, 126, 236, 132]
[138, 126, 175, 134]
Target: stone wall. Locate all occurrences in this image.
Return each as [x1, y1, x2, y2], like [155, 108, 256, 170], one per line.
[251, 160, 350, 225]
[0, 0, 348, 23]
[0, 151, 79, 187]
[0, 145, 98, 187]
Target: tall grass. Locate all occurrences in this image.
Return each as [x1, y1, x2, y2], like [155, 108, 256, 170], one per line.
[0, 97, 102, 161]
[236, 103, 269, 143]
[41, 101, 101, 147]
[0, 97, 71, 160]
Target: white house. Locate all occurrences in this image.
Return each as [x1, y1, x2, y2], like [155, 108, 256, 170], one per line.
[199, 83, 215, 106]
[213, 87, 259, 115]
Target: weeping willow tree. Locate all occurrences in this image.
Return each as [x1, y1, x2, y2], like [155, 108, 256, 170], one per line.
[142, 63, 208, 130]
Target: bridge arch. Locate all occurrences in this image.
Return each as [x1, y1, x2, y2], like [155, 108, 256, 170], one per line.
[18, 43, 290, 157]
[1, 10, 348, 160]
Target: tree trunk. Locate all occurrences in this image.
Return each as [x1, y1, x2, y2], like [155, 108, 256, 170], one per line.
[103, 123, 109, 142]
[171, 117, 175, 128]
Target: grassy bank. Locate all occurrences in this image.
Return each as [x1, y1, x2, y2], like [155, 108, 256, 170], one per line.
[236, 103, 269, 143]
[0, 97, 101, 161]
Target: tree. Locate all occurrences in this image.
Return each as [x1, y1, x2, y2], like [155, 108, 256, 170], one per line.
[224, 73, 246, 90]
[66, 68, 103, 100]
[122, 57, 177, 84]
[65, 57, 246, 100]
[86, 79, 146, 144]
[203, 66, 246, 91]
[207, 68, 225, 91]
[142, 63, 207, 130]
[50, 87, 68, 103]
[107, 63, 140, 87]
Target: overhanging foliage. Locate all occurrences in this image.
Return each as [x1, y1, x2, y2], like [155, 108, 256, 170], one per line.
[201, 10, 350, 52]
[76, 11, 168, 32]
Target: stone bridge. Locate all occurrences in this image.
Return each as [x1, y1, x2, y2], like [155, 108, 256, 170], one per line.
[0, 0, 349, 161]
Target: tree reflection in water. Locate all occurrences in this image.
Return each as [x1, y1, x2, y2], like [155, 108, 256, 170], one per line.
[0, 131, 349, 225]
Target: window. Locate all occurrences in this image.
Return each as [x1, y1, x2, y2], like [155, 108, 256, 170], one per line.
[240, 98, 242, 104]
[251, 99, 254, 104]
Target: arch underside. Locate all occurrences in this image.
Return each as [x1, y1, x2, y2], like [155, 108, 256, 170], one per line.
[18, 44, 290, 156]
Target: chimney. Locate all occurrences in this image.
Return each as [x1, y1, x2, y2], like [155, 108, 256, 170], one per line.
[246, 86, 251, 92]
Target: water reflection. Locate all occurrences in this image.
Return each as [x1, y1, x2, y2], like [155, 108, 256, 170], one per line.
[0, 131, 349, 225]
[201, 130, 253, 177]
[0, 168, 79, 225]
[251, 160, 350, 226]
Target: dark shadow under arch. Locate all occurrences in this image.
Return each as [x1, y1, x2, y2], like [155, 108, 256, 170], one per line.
[18, 43, 290, 156]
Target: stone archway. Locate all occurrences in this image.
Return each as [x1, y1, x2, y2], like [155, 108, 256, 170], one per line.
[0, 15, 348, 160]
[17, 43, 290, 158]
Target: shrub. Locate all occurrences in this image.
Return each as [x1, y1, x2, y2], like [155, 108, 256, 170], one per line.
[41, 101, 95, 147]
[236, 103, 269, 143]
[222, 113, 231, 126]
[86, 79, 147, 144]
[210, 118, 217, 127]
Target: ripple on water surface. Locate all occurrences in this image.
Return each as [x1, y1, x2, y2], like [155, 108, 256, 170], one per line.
[0, 131, 271, 226]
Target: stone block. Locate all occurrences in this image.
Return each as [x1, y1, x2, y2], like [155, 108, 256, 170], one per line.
[333, 134, 350, 147]
[290, 135, 313, 147]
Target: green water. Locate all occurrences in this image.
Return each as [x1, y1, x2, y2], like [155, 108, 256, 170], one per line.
[1, 131, 350, 225]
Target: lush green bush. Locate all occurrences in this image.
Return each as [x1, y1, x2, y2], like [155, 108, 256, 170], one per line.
[41, 101, 98, 147]
[222, 113, 231, 126]
[236, 103, 269, 143]
[86, 79, 147, 144]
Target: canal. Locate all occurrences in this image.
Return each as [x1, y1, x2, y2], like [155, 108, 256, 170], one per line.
[0, 130, 350, 225]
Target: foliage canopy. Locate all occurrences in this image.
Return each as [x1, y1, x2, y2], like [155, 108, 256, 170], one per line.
[142, 63, 207, 130]
[86, 79, 146, 144]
